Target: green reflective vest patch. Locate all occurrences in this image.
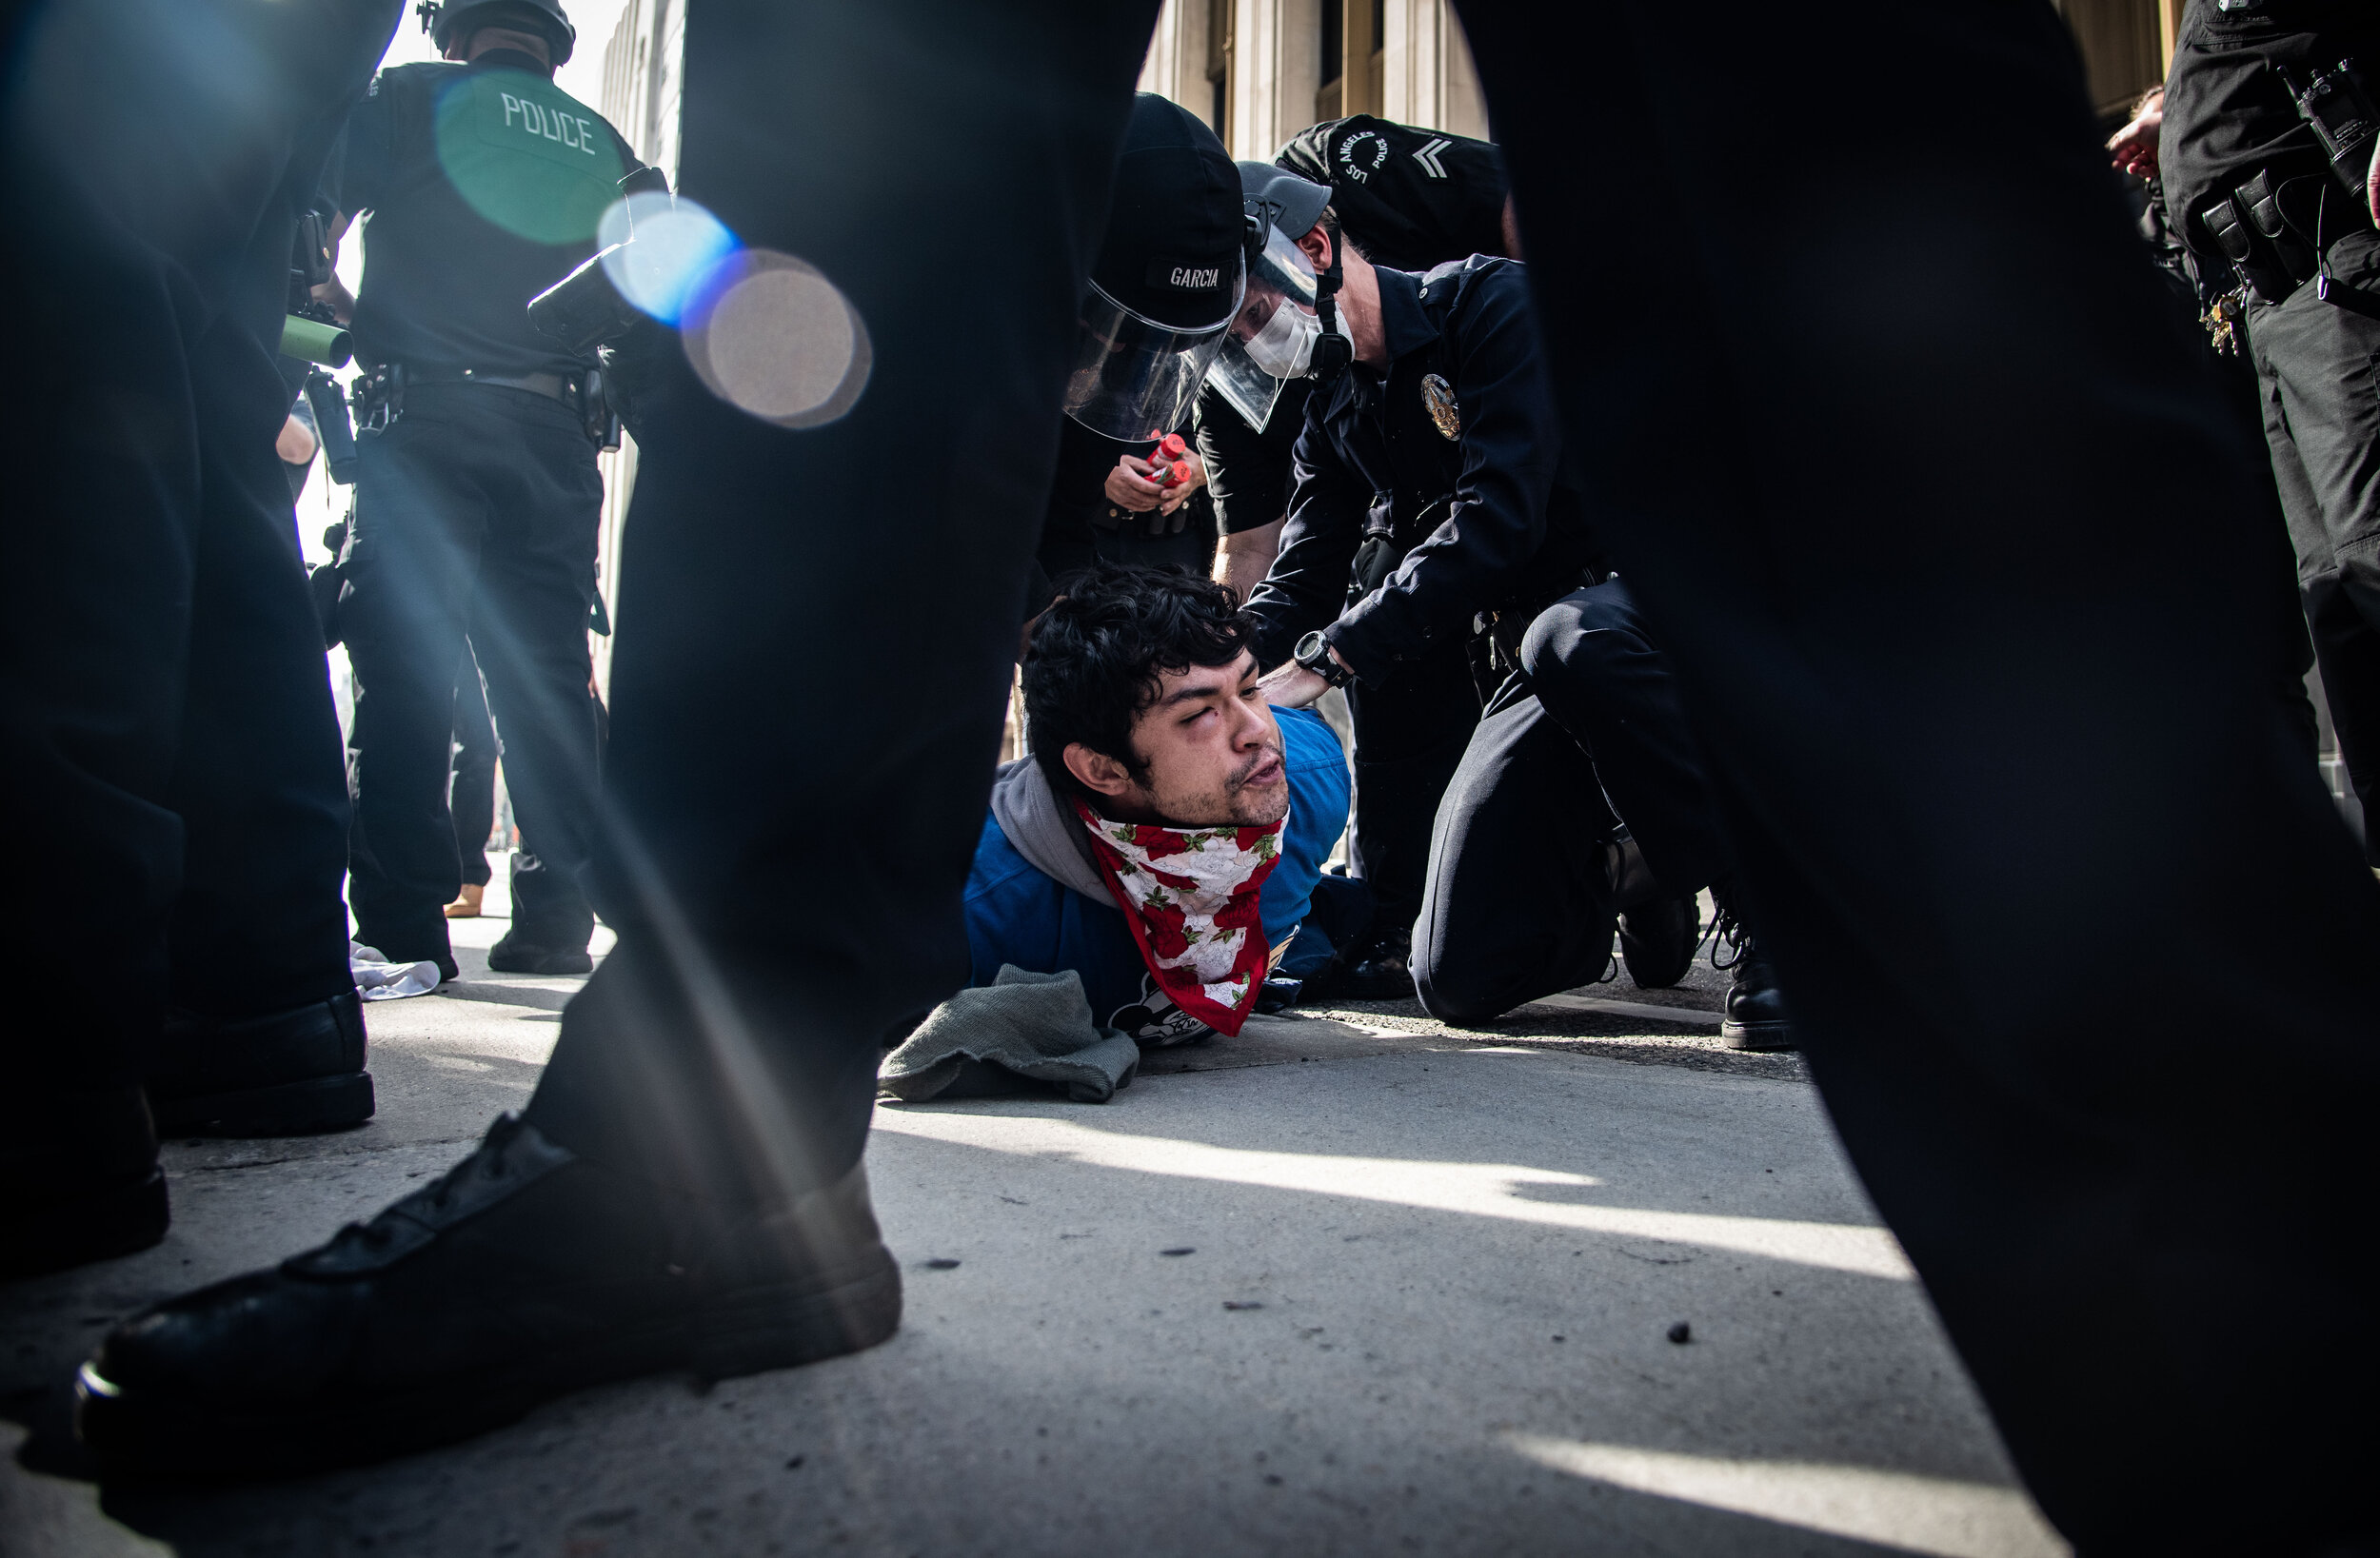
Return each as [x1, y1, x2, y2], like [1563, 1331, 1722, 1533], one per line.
[433, 69, 625, 247]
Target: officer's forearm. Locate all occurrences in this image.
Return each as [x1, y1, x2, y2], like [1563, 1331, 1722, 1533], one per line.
[1213, 517, 1286, 602]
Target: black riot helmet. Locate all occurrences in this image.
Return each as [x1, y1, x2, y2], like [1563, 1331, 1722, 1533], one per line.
[1275, 116, 1509, 272]
[417, 0, 576, 67]
[1062, 94, 1249, 440]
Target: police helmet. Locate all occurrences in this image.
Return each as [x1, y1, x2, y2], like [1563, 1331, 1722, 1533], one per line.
[1061, 94, 1248, 440]
[1205, 165, 1333, 431]
[418, 0, 576, 67]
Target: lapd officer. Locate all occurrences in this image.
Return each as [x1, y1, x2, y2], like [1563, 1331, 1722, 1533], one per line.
[1026, 92, 1241, 612]
[324, 0, 633, 978]
[1201, 133, 1517, 999]
[1204, 117, 1515, 604]
[1241, 204, 1785, 1041]
[2162, 0, 2380, 861]
[1, 0, 397, 1276]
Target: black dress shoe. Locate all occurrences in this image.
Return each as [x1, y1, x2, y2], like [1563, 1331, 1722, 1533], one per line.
[1, 1086, 169, 1279]
[1619, 892, 1699, 989]
[486, 934, 594, 976]
[1718, 942, 1796, 1052]
[149, 991, 374, 1137]
[76, 1114, 901, 1479]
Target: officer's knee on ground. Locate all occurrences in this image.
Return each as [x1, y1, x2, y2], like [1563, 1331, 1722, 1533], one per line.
[1412, 941, 1519, 1028]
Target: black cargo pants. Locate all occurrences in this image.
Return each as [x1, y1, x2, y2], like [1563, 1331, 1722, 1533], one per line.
[1415, 577, 1725, 1023]
[343, 384, 601, 962]
[2250, 226, 2380, 860]
[0, 0, 388, 1092]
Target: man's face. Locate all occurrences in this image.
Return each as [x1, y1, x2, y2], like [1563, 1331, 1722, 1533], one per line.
[1074, 650, 1289, 829]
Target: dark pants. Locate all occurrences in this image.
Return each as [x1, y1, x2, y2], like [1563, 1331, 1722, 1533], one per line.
[2250, 227, 2380, 861]
[0, 0, 383, 1089]
[344, 385, 602, 958]
[1469, 2, 2379, 1550]
[1415, 579, 1721, 1023]
[511, 0, 2375, 1549]
[450, 646, 498, 889]
[1342, 637, 1481, 946]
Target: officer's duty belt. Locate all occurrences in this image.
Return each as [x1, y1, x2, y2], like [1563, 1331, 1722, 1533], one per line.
[407, 368, 581, 404]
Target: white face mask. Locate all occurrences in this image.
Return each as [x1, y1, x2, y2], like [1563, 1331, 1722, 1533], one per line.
[1241, 300, 1322, 380]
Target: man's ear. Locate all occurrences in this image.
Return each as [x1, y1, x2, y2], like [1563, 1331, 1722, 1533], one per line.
[1061, 743, 1137, 800]
[1296, 226, 1332, 272]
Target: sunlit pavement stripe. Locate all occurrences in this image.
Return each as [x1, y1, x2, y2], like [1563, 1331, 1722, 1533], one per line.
[1503, 1435, 2068, 1557]
[869, 1111, 1914, 1279]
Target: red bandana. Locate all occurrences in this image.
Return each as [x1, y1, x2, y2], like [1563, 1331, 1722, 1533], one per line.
[1074, 800, 1286, 1036]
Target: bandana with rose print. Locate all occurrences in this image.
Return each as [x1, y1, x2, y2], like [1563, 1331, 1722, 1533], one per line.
[1073, 800, 1286, 1036]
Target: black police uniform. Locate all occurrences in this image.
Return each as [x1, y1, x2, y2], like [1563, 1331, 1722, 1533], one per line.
[1199, 119, 1510, 549]
[1201, 121, 1512, 984]
[1240, 258, 1582, 967]
[327, 49, 636, 972]
[71, 5, 2380, 1542]
[2163, 0, 2380, 858]
[2, 0, 398, 1272]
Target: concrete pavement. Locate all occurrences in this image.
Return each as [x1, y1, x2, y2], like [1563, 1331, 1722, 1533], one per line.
[1, 867, 2065, 1556]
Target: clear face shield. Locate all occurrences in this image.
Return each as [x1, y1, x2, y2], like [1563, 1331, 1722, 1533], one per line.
[1061, 254, 1246, 441]
[1207, 223, 1327, 432]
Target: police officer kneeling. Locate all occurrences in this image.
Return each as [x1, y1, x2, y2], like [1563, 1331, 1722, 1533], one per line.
[325, 0, 631, 978]
[1243, 183, 1793, 1047]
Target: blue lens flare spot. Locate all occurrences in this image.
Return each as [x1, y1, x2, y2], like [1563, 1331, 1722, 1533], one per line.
[598, 193, 740, 326]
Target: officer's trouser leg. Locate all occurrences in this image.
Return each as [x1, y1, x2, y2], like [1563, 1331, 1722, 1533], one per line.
[450, 646, 500, 889]
[344, 409, 481, 964]
[166, 311, 356, 1019]
[1517, 577, 1728, 895]
[1341, 639, 1480, 945]
[0, 0, 383, 1087]
[519, 0, 1162, 1209]
[466, 394, 602, 952]
[2250, 229, 2380, 864]
[1460, 0, 2380, 1548]
[1413, 679, 1616, 1024]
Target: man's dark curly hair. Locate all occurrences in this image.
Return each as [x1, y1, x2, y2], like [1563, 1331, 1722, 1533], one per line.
[1023, 562, 1258, 800]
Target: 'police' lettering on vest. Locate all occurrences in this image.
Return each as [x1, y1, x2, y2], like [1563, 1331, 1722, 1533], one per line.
[499, 92, 598, 156]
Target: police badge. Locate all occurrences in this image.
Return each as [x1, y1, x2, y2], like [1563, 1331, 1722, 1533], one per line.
[1420, 373, 1460, 440]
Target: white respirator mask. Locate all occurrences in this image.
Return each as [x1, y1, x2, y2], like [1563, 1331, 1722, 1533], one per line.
[1241, 300, 1324, 380]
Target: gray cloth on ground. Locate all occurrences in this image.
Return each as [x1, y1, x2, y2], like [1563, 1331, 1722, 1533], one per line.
[880, 965, 1140, 1104]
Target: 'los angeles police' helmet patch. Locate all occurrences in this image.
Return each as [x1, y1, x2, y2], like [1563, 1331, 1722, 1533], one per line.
[1421, 374, 1460, 440]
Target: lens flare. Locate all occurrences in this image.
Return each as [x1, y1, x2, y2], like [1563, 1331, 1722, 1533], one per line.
[596, 193, 739, 325]
[681, 251, 872, 429]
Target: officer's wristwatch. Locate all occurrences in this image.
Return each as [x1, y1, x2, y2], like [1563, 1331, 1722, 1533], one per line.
[1293, 630, 1355, 690]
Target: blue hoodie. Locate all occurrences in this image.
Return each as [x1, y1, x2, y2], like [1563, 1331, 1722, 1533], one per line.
[963, 706, 1350, 1031]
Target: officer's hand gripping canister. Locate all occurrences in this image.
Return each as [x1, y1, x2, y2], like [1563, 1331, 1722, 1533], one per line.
[527, 164, 674, 354]
[1148, 431, 1191, 488]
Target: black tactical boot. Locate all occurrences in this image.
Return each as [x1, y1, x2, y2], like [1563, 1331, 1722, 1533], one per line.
[76, 1114, 901, 1479]
[1, 1085, 169, 1279]
[1619, 893, 1700, 989]
[1709, 879, 1795, 1052]
[148, 990, 374, 1137]
[1331, 927, 1417, 1001]
[1607, 833, 1699, 989]
[486, 933, 595, 976]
